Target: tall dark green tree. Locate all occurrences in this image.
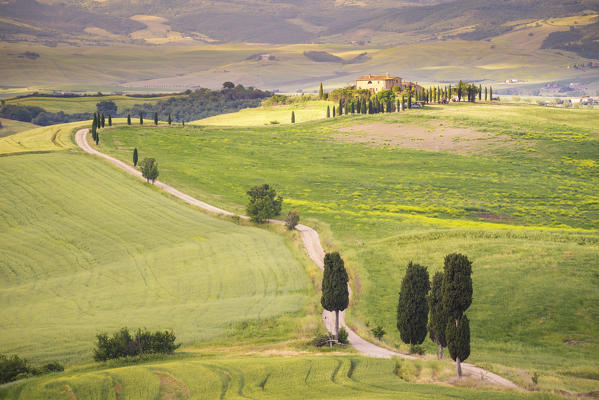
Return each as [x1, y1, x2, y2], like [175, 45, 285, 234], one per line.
[101, 113, 105, 128]
[489, 86, 493, 101]
[139, 112, 143, 125]
[154, 112, 158, 126]
[397, 262, 430, 352]
[168, 114, 172, 125]
[127, 114, 131, 125]
[428, 271, 448, 359]
[321, 252, 349, 341]
[407, 94, 412, 109]
[133, 148, 138, 167]
[327, 105, 330, 118]
[319, 82, 324, 100]
[442, 253, 473, 377]
[485, 87, 488, 101]
[182, 119, 185, 126]
[108, 114, 112, 126]
[291, 111, 295, 123]
[332, 106, 336, 118]
[478, 84, 482, 101]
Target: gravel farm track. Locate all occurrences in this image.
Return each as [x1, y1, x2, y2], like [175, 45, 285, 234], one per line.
[76, 128, 519, 390]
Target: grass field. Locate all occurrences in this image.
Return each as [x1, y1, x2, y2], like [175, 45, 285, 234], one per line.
[0, 121, 87, 154]
[0, 118, 37, 138]
[0, 124, 313, 364]
[97, 102, 599, 392]
[193, 100, 334, 126]
[5, 95, 174, 114]
[0, 354, 551, 400]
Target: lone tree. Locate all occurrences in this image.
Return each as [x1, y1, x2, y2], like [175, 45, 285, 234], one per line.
[168, 114, 172, 125]
[285, 210, 299, 230]
[127, 114, 131, 125]
[319, 82, 324, 100]
[133, 148, 138, 167]
[108, 114, 112, 126]
[442, 253, 473, 378]
[139, 112, 144, 125]
[397, 262, 430, 353]
[428, 271, 448, 359]
[291, 111, 295, 123]
[154, 112, 158, 126]
[246, 184, 283, 223]
[140, 158, 159, 183]
[321, 252, 349, 341]
[327, 105, 330, 118]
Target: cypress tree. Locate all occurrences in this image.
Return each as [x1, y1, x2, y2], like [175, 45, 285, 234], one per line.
[168, 114, 172, 125]
[101, 113, 105, 128]
[321, 252, 349, 341]
[332, 106, 336, 118]
[448, 84, 452, 101]
[182, 119, 185, 127]
[485, 87, 488, 101]
[319, 82, 324, 100]
[396, 99, 400, 112]
[362, 99, 367, 114]
[489, 86, 493, 101]
[338, 100, 343, 116]
[140, 112, 143, 125]
[154, 112, 158, 126]
[127, 114, 131, 125]
[428, 271, 448, 359]
[327, 105, 331, 118]
[291, 111, 295, 123]
[408, 94, 412, 109]
[108, 114, 112, 126]
[397, 261, 430, 352]
[442, 253, 473, 377]
[133, 147, 138, 167]
[478, 84, 482, 101]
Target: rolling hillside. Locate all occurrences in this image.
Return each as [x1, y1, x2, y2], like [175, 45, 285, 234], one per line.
[0, 124, 312, 364]
[96, 103, 599, 392]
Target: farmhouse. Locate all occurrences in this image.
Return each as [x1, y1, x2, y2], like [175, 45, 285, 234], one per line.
[356, 74, 421, 93]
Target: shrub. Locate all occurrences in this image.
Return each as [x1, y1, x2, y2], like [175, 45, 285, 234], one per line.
[337, 327, 349, 344]
[0, 354, 30, 384]
[312, 332, 335, 347]
[41, 362, 64, 373]
[93, 327, 180, 362]
[531, 371, 539, 385]
[285, 210, 300, 230]
[372, 325, 386, 340]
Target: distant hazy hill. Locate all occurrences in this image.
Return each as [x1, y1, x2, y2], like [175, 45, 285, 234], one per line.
[1, 0, 597, 54]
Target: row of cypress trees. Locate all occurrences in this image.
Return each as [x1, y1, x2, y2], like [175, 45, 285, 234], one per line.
[125, 112, 177, 126]
[397, 253, 473, 377]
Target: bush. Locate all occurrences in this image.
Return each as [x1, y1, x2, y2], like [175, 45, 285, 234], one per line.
[312, 332, 335, 347]
[411, 344, 425, 355]
[41, 362, 64, 373]
[372, 325, 386, 340]
[140, 158, 159, 183]
[0, 354, 30, 384]
[93, 327, 180, 362]
[246, 184, 282, 223]
[285, 210, 300, 230]
[337, 327, 349, 344]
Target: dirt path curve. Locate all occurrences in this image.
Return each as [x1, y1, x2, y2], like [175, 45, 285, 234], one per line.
[75, 129, 518, 389]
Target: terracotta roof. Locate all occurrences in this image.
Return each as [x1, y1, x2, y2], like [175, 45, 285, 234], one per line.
[356, 74, 401, 81]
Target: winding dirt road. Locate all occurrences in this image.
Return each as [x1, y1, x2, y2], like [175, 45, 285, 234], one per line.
[75, 128, 518, 389]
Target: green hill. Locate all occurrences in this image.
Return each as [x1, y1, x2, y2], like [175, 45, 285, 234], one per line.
[95, 102, 599, 393]
[0, 124, 312, 364]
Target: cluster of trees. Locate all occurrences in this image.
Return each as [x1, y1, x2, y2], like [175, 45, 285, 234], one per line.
[91, 112, 111, 145]
[321, 81, 495, 118]
[0, 354, 63, 384]
[125, 83, 271, 123]
[397, 253, 473, 377]
[93, 328, 180, 362]
[0, 104, 90, 126]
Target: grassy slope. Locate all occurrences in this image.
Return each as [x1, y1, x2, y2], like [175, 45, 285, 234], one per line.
[5, 95, 173, 114]
[0, 127, 312, 364]
[1, 355, 546, 400]
[193, 100, 334, 126]
[0, 121, 86, 154]
[97, 103, 599, 392]
[0, 118, 38, 138]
